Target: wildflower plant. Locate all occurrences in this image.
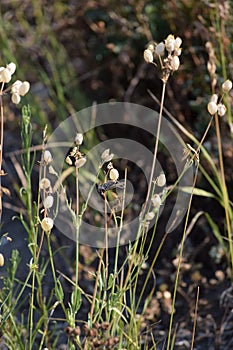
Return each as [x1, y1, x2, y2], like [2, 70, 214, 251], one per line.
[0, 62, 30, 221]
[0, 20, 232, 349]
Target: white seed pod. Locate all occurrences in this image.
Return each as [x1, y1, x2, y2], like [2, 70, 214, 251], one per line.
[11, 80, 22, 93]
[101, 149, 114, 163]
[11, 93, 21, 104]
[75, 157, 86, 168]
[75, 133, 83, 145]
[65, 156, 73, 165]
[174, 48, 182, 56]
[39, 177, 51, 189]
[145, 212, 155, 221]
[152, 194, 162, 209]
[0, 253, 4, 267]
[170, 55, 180, 71]
[157, 173, 166, 187]
[210, 94, 218, 104]
[44, 195, 54, 209]
[44, 150, 53, 164]
[174, 37, 182, 49]
[109, 168, 119, 181]
[207, 101, 218, 115]
[147, 42, 155, 51]
[165, 34, 175, 52]
[143, 49, 154, 63]
[6, 62, 16, 75]
[217, 103, 227, 117]
[155, 42, 165, 56]
[0, 68, 11, 83]
[222, 79, 232, 93]
[18, 81, 30, 96]
[41, 217, 54, 231]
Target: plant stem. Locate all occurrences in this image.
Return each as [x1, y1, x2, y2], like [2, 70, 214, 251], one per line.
[0, 88, 4, 223]
[144, 81, 167, 215]
[214, 113, 233, 278]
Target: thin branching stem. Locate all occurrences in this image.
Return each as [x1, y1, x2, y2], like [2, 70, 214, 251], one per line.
[144, 81, 167, 214]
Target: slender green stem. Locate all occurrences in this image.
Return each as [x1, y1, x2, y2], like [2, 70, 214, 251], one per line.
[0, 88, 5, 223]
[214, 113, 233, 278]
[166, 165, 199, 350]
[144, 81, 167, 214]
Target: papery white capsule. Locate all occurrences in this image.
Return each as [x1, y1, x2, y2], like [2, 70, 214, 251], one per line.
[143, 49, 154, 63]
[145, 212, 155, 221]
[44, 150, 53, 164]
[18, 81, 30, 96]
[217, 103, 227, 117]
[157, 173, 166, 187]
[147, 42, 155, 51]
[101, 149, 114, 163]
[44, 195, 54, 209]
[165, 34, 175, 52]
[11, 93, 21, 104]
[207, 101, 218, 115]
[75, 133, 83, 145]
[170, 55, 180, 71]
[222, 79, 232, 93]
[174, 37, 182, 49]
[39, 177, 51, 189]
[109, 168, 119, 181]
[155, 42, 165, 56]
[0, 68, 11, 83]
[75, 157, 86, 168]
[210, 94, 218, 104]
[152, 194, 162, 209]
[6, 62, 16, 75]
[41, 217, 54, 231]
[11, 80, 22, 93]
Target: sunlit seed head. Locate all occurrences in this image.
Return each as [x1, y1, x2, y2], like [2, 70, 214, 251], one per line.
[101, 149, 114, 163]
[207, 101, 218, 115]
[44, 150, 53, 164]
[155, 42, 165, 56]
[157, 173, 166, 187]
[143, 49, 154, 63]
[222, 79, 232, 93]
[6, 62, 16, 75]
[11, 80, 22, 93]
[41, 217, 54, 231]
[0, 68, 12, 83]
[65, 156, 73, 166]
[145, 212, 155, 221]
[107, 162, 113, 170]
[165, 34, 175, 52]
[109, 168, 119, 181]
[217, 103, 227, 117]
[170, 55, 180, 71]
[210, 94, 218, 104]
[174, 37, 182, 49]
[11, 93, 21, 104]
[75, 157, 86, 168]
[18, 81, 30, 96]
[75, 133, 83, 145]
[152, 194, 162, 208]
[39, 177, 51, 189]
[147, 42, 155, 51]
[44, 195, 54, 209]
